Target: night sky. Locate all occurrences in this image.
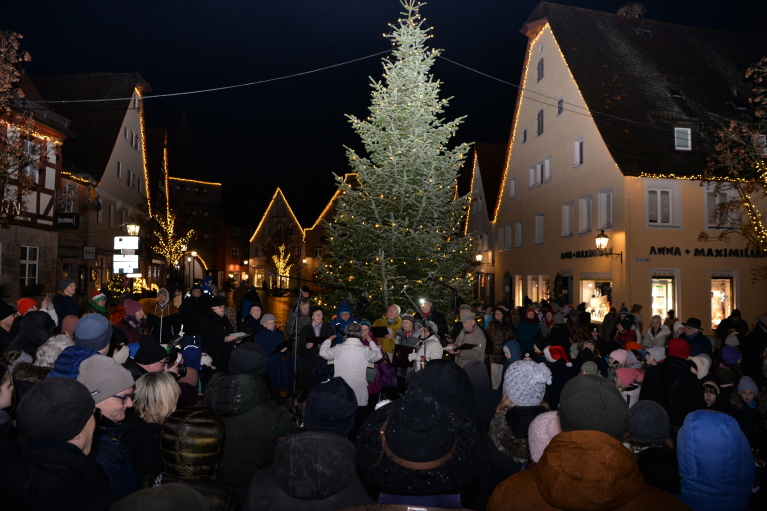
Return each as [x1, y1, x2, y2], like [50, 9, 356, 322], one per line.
[5, 0, 767, 226]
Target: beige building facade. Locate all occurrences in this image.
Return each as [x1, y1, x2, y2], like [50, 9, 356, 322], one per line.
[492, 4, 767, 333]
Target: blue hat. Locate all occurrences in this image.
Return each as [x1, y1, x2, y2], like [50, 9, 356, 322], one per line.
[74, 314, 112, 352]
[337, 301, 353, 314]
[182, 345, 203, 372]
[46, 346, 99, 379]
[359, 319, 372, 328]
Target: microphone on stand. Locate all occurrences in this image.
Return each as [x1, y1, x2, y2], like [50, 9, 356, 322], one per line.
[401, 284, 409, 294]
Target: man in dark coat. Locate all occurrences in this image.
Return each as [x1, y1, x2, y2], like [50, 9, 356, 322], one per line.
[244, 378, 374, 511]
[416, 296, 448, 338]
[716, 309, 750, 340]
[4, 377, 121, 511]
[200, 296, 236, 371]
[53, 278, 79, 333]
[5, 310, 56, 359]
[145, 288, 182, 344]
[179, 284, 211, 344]
[680, 317, 712, 358]
[203, 343, 297, 503]
[122, 335, 177, 381]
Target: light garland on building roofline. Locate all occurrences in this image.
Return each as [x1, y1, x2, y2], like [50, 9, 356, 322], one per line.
[168, 176, 222, 186]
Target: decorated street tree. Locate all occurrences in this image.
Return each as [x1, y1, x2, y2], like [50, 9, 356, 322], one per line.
[151, 206, 196, 289]
[319, 0, 473, 317]
[699, 57, 767, 281]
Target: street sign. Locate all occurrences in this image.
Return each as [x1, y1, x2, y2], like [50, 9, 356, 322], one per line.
[114, 236, 139, 250]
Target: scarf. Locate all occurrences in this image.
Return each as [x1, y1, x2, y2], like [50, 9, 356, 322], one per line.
[90, 302, 107, 314]
[312, 320, 322, 337]
[523, 308, 538, 324]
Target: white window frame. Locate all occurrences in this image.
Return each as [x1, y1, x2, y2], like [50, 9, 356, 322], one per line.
[497, 227, 505, 251]
[562, 202, 574, 237]
[579, 195, 593, 234]
[574, 137, 584, 168]
[231, 248, 239, 259]
[534, 214, 545, 245]
[557, 97, 564, 117]
[704, 182, 738, 230]
[20, 245, 38, 287]
[598, 188, 614, 230]
[314, 246, 323, 258]
[543, 157, 552, 182]
[645, 180, 682, 228]
[508, 178, 516, 199]
[515, 221, 523, 248]
[674, 127, 692, 151]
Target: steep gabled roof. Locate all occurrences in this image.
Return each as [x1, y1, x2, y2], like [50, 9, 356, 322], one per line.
[303, 173, 359, 234]
[145, 128, 167, 208]
[32, 73, 150, 179]
[523, 2, 767, 178]
[14, 73, 74, 138]
[473, 143, 508, 218]
[249, 188, 305, 243]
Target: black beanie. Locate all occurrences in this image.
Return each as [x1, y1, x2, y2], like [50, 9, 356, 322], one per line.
[17, 377, 94, 442]
[628, 400, 670, 445]
[134, 335, 168, 365]
[558, 374, 629, 440]
[303, 377, 358, 436]
[228, 343, 267, 377]
[619, 318, 633, 331]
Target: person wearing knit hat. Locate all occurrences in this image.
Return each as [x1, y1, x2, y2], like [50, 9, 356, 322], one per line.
[77, 354, 138, 495]
[559, 374, 630, 439]
[16, 297, 38, 316]
[702, 376, 726, 412]
[614, 368, 642, 408]
[721, 345, 742, 365]
[541, 345, 571, 411]
[527, 411, 561, 464]
[116, 298, 146, 345]
[122, 335, 175, 380]
[74, 313, 112, 353]
[303, 377, 358, 436]
[229, 342, 268, 377]
[504, 360, 552, 407]
[667, 337, 690, 359]
[624, 400, 679, 494]
[52, 277, 79, 332]
[729, 376, 767, 452]
[645, 346, 665, 365]
[260, 313, 276, 326]
[61, 314, 79, 338]
[580, 360, 599, 376]
[625, 341, 643, 353]
[7, 377, 121, 509]
[724, 332, 740, 347]
[609, 349, 628, 365]
[87, 290, 108, 317]
[145, 288, 181, 345]
[689, 355, 711, 379]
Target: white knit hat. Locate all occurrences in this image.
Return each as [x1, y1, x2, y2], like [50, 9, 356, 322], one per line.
[528, 411, 561, 463]
[503, 360, 552, 407]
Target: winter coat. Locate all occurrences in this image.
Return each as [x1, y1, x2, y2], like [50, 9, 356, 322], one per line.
[320, 337, 382, 406]
[487, 320, 513, 363]
[489, 405, 547, 464]
[0, 326, 12, 352]
[516, 319, 539, 352]
[683, 330, 712, 358]
[297, 322, 335, 389]
[4, 440, 120, 511]
[542, 355, 570, 411]
[203, 372, 297, 503]
[254, 326, 288, 378]
[90, 417, 138, 496]
[615, 329, 638, 350]
[417, 307, 449, 339]
[639, 356, 705, 429]
[52, 292, 78, 331]
[155, 474, 238, 511]
[621, 384, 642, 409]
[10, 362, 50, 403]
[677, 410, 754, 511]
[5, 311, 56, 359]
[601, 311, 619, 341]
[410, 334, 443, 372]
[716, 316, 750, 339]
[642, 325, 670, 348]
[488, 430, 692, 511]
[200, 309, 235, 370]
[241, 313, 262, 337]
[329, 302, 358, 337]
[120, 410, 163, 486]
[0, 410, 21, 477]
[453, 327, 485, 369]
[742, 321, 767, 388]
[180, 293, 211, 336]
[122, 356, 149, 381]
[144, 301, 182, 344]
[46, 345, 98, 379]
[372, 315, 403, 354]
[728, 392, 767, 452]
[285, 310, 312, 341]
[116, 315, 145, 345]
[245, 431, 374, 511]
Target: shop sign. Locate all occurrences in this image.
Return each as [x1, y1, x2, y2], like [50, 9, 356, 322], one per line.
[580, 272, 613, 280]
[634, 257, 650, 262]
[96, 248, 114, 256]
[649, 246, 766, 258]
[151, 259, 164, 265]
[56, 213, 79, 229]
[83, 246, 96, 260]
[560, 249, 601, 259]
[57, 245, 80, 259]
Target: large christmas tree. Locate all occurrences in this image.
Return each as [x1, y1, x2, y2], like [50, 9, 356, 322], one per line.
[319, 0, 473, 317]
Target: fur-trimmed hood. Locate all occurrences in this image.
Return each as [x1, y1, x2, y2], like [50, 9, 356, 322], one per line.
[729, 392, 767, 414]
[11, 362, 51, 383]
[489, 405, 548, 463]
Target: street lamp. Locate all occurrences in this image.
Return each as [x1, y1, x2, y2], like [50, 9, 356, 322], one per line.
[475, 253, 483, 263]
[126, 223, 140, 236]
[595, 230, 623, 263]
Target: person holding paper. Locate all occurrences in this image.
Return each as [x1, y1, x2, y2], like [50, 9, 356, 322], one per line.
[254, 314, 290, 402]
[408, 320, 442, 372]
[319, 323, 381, 406]
[372, 304, 402, 358]
[448, 312, 486, 369]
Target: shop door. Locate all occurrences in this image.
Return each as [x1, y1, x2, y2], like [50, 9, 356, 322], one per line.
[711, 277, 734, 331]
[651, 278, 674, 320]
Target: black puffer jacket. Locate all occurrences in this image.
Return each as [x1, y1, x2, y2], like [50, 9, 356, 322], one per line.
[157, 474, 239, 511]
[245, 432, 374, 511]
[5, 311, 56, 359]
[4, 440, 120, 511]
[203, 372, 297, 504]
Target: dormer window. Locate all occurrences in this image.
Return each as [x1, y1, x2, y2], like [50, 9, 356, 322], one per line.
[537, 58, 544, 82]
[674, 127, 692, 151]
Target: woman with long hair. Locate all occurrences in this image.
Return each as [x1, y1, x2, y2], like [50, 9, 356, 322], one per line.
[121, 371, 181, 485]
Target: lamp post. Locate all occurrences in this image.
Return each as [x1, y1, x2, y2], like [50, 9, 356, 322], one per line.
[126, 223, 140, 236]
[187, 256, 192, 289]
[595, 230, 623, 263]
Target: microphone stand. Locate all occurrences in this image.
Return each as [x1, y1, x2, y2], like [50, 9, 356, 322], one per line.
[426, 274, 467, 315]
[400, 286, 421, 317]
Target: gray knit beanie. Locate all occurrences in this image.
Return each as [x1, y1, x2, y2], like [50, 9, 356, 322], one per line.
[558, 374, 629, 440]
[628, 400, 670, 445]
[77, 355, 134, 404]
[260, 313, 276, 325]
[503, 360, 552, 407]
[74, 314, 113, 352]
[60, 277, 76, 292]
[463, 360, 490, 388]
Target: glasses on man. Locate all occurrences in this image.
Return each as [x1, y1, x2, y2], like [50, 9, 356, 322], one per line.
[112, 393, 133, 405]
[93, 408, 103, 421]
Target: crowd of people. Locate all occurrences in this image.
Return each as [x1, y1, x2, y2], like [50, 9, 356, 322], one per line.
[0, 278, 766, 510]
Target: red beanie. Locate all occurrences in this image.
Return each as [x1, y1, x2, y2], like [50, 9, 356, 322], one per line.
[544, 345, 573, 367]
[667, 338, 690, 359]
[616, 368, 640, 388]
[16, 298, 37, 316]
